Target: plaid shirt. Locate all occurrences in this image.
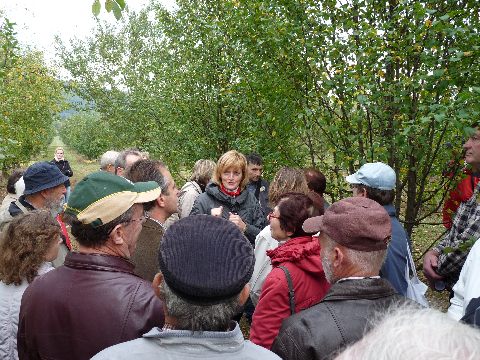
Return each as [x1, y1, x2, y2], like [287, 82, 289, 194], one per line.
[435, 183, 480, 288]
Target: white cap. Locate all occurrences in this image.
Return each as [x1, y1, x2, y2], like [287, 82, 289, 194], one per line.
[345, 162, 396, 190]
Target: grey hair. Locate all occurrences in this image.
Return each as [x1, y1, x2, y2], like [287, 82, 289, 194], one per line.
[100, 150, 120, 170]
[159, 280, 242, 331]
[115, 149, 142, 169]
[334, 305, 480, 359]
[342, 246, 386, 273]
[321, 235, 386, 283]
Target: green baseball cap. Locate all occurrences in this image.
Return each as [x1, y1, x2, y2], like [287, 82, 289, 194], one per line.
[65, 171, 161, 227]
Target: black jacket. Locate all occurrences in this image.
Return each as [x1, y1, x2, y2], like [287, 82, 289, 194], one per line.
[190, 182, 268, 244]
[50, 159, 73, 187]
[247, 178, 270, 216]
[271, 278, 410, 360]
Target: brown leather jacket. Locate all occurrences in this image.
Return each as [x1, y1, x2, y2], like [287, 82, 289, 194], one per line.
[18, 252, 164, 360]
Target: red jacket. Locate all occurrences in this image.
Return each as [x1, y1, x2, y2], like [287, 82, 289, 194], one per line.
[250, 236, 330, 349]
[443, 172, 480, 229]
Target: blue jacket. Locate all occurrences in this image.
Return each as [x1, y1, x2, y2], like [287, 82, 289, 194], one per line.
[380, 204, 411, 295]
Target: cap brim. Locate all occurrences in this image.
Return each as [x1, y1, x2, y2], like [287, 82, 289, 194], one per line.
[132, 181, 162, 203]
[303, 216, 324, 234]
[345, 174, 362, 184]
[71, 181, 161, 226]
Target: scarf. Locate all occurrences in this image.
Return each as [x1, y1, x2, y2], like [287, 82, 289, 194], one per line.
[220, 183, 241, 197]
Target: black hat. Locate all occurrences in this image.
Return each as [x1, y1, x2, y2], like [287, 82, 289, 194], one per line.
[23, 162, 69, 195]
[158, 215, 254, 305]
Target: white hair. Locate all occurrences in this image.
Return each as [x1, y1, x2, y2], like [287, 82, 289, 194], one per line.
[334, 306, 480, 360]
[100, 150, 120, 170]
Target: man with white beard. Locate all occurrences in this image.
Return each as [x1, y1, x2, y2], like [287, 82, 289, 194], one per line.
[271, 197, 411, 360]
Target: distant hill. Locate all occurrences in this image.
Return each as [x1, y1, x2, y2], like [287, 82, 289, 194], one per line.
[59, 91, 95, 120]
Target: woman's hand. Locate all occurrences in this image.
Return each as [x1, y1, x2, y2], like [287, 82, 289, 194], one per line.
[211, 206, 223, 217]
[229, 212, 247, 233]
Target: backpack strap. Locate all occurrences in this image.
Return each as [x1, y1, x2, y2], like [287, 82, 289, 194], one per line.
[13, 200, 29, 214]
[277, 265, 296, 315]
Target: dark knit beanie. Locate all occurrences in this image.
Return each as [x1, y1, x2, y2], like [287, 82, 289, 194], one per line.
[158, 215, 255, 305]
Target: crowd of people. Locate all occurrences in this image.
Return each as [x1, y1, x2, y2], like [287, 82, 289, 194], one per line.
[0, 140, 480, 359]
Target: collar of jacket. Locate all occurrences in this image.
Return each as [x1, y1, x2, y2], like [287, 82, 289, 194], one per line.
[64, 252, 136, 274]
[267, 236, 318, 265]
[382, 203, 396, 217]
[324, 278, 396, 301]
[205, 182, 249, 203]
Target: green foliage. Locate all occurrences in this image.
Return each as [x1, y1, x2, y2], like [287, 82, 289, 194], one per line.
[58, 0, 480, 236]
[443, 236, 477, 254]
[0, 18, 64, 171]
[92, 0, 127, 20]
[59, 111, 113, 160]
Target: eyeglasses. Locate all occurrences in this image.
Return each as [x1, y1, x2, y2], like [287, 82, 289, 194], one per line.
[267, 212, 281, 221]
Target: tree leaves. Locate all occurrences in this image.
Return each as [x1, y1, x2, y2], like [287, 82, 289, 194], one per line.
[92, 0, 101, 17]
[60, 0, 480, 236]
[92, 0, 125, 20]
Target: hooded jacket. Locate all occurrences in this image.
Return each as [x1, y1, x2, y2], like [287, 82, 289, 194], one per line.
[190, 182, 268, 244]
[249, 236, 330, 349]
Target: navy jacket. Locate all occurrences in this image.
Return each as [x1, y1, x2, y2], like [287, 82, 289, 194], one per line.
[380, 204, 411, 295]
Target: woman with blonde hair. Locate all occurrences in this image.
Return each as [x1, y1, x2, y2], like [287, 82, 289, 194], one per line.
[50, 146, 73, 201]
[0, 210, 62, 359]
[190, 150, 267, 244]
[178, 159, 216, 218]
[250, 167, 310, 306]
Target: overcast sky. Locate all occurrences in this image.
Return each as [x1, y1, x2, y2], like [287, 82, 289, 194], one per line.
[1, 0, 175, 65]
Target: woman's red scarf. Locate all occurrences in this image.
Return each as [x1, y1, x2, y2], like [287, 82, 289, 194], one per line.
[220, 183, 241, 197]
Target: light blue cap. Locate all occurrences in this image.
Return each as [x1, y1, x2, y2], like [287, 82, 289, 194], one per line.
[345, 162, 396, 190]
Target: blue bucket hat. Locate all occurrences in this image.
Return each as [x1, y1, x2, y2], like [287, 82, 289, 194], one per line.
[345, 162, 396, 190]
[23, 162, 69, 195]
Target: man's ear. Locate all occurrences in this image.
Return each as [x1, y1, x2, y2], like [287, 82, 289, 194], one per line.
[360, 187, 367, 197]
[153, 272, 163, 298]
[333, 246, 345, 268]
[39, 188, 51, 200]
[109, 224, 125, 245]
[156, 195, 165, 208]
[238, 283, 250, 306]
